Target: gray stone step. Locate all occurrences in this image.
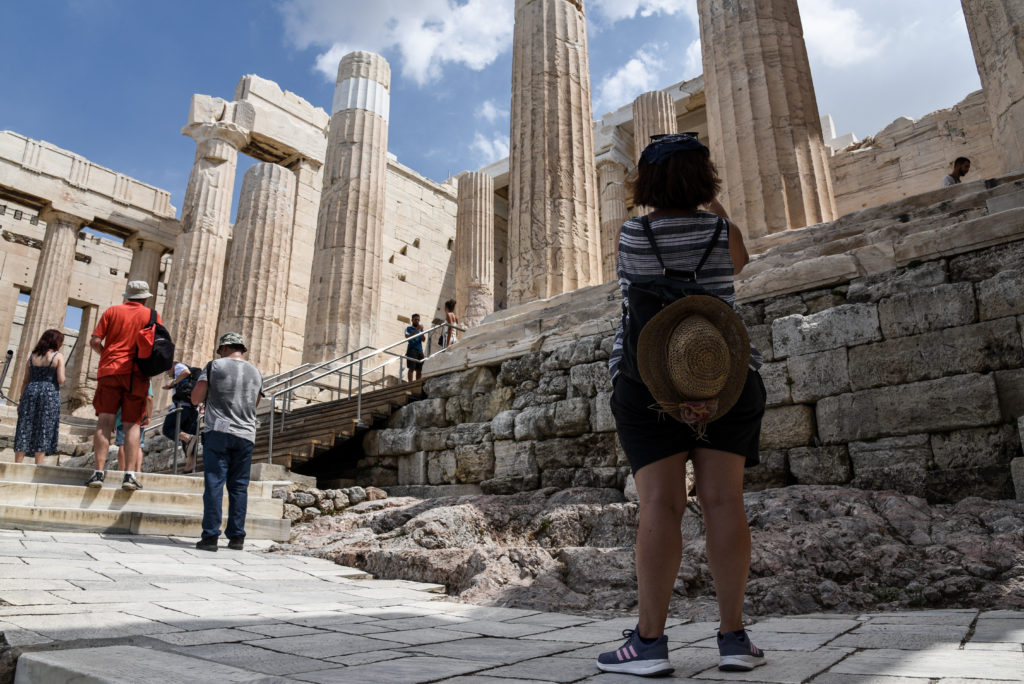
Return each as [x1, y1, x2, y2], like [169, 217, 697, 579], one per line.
[14, 644, 278, 683]
[0, 480, 284, 518]
[0, 503, 290, 541]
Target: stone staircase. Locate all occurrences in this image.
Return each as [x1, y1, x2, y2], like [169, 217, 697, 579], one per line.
[252, 380, 423, 468]
[0, 462, 290, 541]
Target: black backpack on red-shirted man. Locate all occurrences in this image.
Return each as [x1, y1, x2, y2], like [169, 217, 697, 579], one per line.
[136, 309, 175, 377]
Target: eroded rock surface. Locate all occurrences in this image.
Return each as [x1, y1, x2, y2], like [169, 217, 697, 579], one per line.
[274, 485, 1024, 619]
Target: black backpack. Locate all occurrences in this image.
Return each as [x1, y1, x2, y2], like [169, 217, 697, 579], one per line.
[135, 309, 175, 377]
[618, 215, 726, 383]
[171, 366, 203, 404]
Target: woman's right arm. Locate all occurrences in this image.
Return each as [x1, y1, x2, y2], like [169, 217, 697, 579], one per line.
[728, 221, 749, 274]
[55, 353, 66, 385]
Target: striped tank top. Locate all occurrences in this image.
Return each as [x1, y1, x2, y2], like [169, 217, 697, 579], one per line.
[608, 211, 763, 381]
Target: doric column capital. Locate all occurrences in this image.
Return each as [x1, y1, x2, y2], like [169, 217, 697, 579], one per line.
[124, 235, 170, 255]
[37, 206, 88, 227]
[183, 120, 250, 153]
[596, 156, 629, 175]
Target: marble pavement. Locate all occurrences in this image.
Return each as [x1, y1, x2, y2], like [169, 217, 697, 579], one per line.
[0, 529, 1021, 683]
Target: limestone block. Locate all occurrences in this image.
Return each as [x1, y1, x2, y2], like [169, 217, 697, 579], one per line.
[512, 373, 569, 410]
[744, 450, 789, 491]
[996, 368, 1024, 421]
[849, 434, 931, 497]
[387, 398, 447, 429]
[470, 387, 515, 423]
[482, 439, 540, 494]
[362, 427, 417, 457]
[894, 208, 1024, 266]
[591, 391, 616, 433]
[491, 410, 519, 440]
[760, 405, 815, 450]
[949, 239, 1024, 282]
[748, 324, 773, 362]
[534, 434, 619, 470]
[878, 282, 977, 337]
[398, 452, 428, 486]
[846, 261, 948, 303]
[759, 361, 792, 407]
[764, 295, 808, 321]
[454, 442, 495, 483]
[569, 361, 612, 397]
[930, 425, 1020, 470]
[738, 256, 858, 303]
[976, 269, 1024, 320]
[445, 422, 492, 448]
[624, 473, 638, 501]
[417, 427, 449, 452]
[788, 446, 852, 485]
[498, 352, 546, 386]
[553, 397, 591, 437]
[788, 348, 850, 403]
[1012, 457, 1024, 502]
[572, 466, 626, 489]
[514, 405, 555, 441]
[772, 304, 881, 359]
[816, 374, 1002, 444]
[847, 319, 1023, 391]
[427, 450, 457, 484]
[424, 368, 482, 398]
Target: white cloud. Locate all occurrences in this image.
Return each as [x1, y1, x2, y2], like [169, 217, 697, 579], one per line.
[476, 99, 508, 123]
[798, 0, 885, 68]
[470, 132, 509, 165]
[590, 0, 695, 23]
[280, 0, 515, 85]
[595, 48, 665, 114]
[683, 38, 702, 77]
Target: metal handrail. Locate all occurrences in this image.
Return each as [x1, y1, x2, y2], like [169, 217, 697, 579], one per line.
[266, 322, 465, 464]
[262, 346, 374, 394]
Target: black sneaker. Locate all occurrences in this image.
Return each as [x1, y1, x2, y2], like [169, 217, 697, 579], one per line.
[227, 536, 245, 551]
[718, 629, 766, 671]
[121, 473, 142, 491]
[195, 537, 218, 552]
[596, 627, 673, 677]
[85, 471, 105, 488]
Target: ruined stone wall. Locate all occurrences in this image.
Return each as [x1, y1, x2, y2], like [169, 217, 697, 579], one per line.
[356, 174, 1024, 504]
[830, 91, 1000, 216]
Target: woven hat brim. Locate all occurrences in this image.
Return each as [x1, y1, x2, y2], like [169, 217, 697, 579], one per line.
[637, 295, 750, 423]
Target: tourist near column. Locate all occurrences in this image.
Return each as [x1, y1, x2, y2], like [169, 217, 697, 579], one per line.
[454, 171, 495, 328]
[508, 0, 602, 305]
[303, 51, 390, 363]
[163, 96, 253, 368]
[10, 207, 87, 394]
[596, 158, 628, 282]
[218, 163, 296, 374]
[124, 236, 167, 299]
[960, 0, 1024, 174]
[697, 0, 836, 239]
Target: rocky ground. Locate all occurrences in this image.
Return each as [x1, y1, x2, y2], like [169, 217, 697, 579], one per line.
[272, 485, 1024, 620]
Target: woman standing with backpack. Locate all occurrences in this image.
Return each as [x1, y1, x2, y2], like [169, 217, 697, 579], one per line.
[597, 134, 767, 677]
[13, 329, 66, 465]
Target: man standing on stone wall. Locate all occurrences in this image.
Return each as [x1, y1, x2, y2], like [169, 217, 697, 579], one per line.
[87, 280, 159, 491]
[405, 313, 425, 382]
[192, 333, 263, 552]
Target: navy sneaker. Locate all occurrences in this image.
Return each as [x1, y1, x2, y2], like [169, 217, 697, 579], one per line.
[597, 627, 673, 677]
[717, 629, 766, 671]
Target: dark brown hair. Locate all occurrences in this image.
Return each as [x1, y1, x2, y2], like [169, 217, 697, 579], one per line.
[630, 148, 721, 210]
[444, 299, 456, 313]
[32, 329, 64, 356]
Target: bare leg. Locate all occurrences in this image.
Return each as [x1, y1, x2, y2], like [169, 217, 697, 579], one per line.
[93, 413, 116, 471]
[182, 433, 194, 470]
[33, 452, 45, 465]
[14, 452, 25, 463]
[123, 422, 143, 472]
[691, 448, 749, 633]
[634, 452, 688, 639]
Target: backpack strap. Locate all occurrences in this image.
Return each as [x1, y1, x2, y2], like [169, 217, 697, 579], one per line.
[148, 309, 157, 326]
[639, 215, 727, 280]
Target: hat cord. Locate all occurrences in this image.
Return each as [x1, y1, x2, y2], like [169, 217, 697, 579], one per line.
[648, 398, 719, 440]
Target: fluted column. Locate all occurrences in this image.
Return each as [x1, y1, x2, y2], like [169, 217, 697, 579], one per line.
[596, 159, 628, 282]
[62, 304, 97, 407]
[632, 91, 678, 163]
[218, 163, 296, 374]
[11, 208, 84, 393]
[455, 172, 495, 327]
[125, 237, 167, 297]
[508, 0, 602, 305]
[961, 0, 1024, 174]
[697, 0, 836, 239]
[164, 99, 252, 366]
[304, 51, 390, 362]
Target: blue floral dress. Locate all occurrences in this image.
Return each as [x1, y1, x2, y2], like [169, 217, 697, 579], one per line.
[14, 355, 61, 454]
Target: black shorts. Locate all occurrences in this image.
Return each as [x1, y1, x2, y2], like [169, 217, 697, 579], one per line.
[407, 348, 424, 372]
[162, 404, 199, 440]
[611, 368, 766, 473]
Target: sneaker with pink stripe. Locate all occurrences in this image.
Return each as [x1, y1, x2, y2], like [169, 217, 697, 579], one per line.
[597, 627, 673, 677]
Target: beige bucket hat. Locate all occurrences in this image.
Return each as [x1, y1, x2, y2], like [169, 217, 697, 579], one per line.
[123, 280, 153, 300]
[636, 295, 750, 425]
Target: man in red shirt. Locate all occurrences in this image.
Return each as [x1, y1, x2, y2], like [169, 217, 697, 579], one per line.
[87, 280, 161, 490]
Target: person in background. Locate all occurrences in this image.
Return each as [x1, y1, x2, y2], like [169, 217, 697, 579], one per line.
[192, 333, 263, 552]
[443, 299, 459, 348]
[13, 329, 66, 465]
[162, 361, 200, 472]
[942, 157, 971, 187]
[405, 313, 425, 382]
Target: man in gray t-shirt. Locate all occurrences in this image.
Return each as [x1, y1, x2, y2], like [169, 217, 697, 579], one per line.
[191, 332, 263, 551]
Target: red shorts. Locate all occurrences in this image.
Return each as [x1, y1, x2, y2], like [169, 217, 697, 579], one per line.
[93, 373, 149, 423]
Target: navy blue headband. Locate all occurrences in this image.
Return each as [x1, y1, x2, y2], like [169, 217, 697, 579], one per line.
[640, 133, 708, 165]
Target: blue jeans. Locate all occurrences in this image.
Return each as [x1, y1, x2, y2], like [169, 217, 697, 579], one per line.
[201, 431, 252, 540]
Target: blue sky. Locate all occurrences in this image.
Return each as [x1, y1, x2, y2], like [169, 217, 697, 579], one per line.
[2, 0, 980, 223]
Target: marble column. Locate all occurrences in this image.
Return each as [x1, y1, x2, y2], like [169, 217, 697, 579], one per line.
[304, 51, 391, 363]
[697, 0, 836, 239]
[11, 208, 84, 394]
[281, 156, 322, 370]
[125, 237, 166, 297]
[163, 97, 252, 366]
[218, 163, 296, 374]
[961, 0, 1024, 174]
[632, 90, 678, 163]
[596, 159, 628, 282]
[455, 171, 495, 327]
[62, 304, 97, 408]
[508, 0, 602, 306]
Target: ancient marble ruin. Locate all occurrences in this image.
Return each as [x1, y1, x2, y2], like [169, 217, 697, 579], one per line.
[0, 0, 1021, 506]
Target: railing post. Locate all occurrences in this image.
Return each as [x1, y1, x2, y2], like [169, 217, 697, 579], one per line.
[356, 359, 364, 425]
[172, 407, 182, 475]
[268, 395, 276, 465]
